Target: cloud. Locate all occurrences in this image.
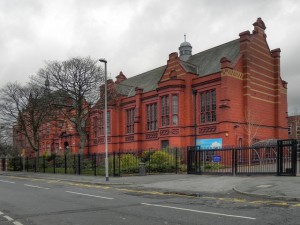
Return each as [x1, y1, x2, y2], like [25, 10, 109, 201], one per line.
[0, 0, 299, 112]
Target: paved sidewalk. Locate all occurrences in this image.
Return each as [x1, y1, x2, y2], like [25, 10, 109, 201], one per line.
[1, 171, 299, 201]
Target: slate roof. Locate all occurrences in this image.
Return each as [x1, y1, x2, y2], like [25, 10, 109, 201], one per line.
[116, 39, 240, 97]
[187, 39, 240, 76]
[116, 66, 166, 97]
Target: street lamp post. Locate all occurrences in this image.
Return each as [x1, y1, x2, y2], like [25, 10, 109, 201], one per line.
[99, 58, 109, 182]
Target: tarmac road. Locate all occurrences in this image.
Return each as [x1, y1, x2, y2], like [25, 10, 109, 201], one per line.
[0, 173, 300, 225]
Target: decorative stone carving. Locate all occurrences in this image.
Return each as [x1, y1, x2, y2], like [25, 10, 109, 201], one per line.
[199, 126, 217, 134]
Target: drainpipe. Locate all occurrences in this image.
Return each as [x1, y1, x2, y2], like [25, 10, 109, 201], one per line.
[192, 89, 197, 146]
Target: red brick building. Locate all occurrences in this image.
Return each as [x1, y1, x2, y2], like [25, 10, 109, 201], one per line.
[89, 17, 288, 153]
[288, 115, 300, 139]
[13, 18, 288, 155]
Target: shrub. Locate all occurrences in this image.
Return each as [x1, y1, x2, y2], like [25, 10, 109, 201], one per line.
[140, 150, 155, 163]
[120, 154, 139, 174]
[204, 162, 225, 170]
[149, 150, 175, 173]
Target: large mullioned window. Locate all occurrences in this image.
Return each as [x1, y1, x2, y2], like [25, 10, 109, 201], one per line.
[172, 95, 178, 125]
[126, 108, 135, 134]
[161, 94, 179, 127]
[161, 95, 170, 126]
[100, 111, 111, 135]
[147, 103, 157, 131]
[200, 90, 216, 123]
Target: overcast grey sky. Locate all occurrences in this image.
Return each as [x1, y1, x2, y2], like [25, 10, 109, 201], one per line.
[0, 0, 299, 113]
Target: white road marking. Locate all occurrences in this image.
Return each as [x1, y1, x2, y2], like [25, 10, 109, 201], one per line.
[0, 179, 15, 184]
[24, 184, 50, 190]
[141, 203, 256, 220]
[13, 221, 24, 225]
[3, 215, 14, 221]
[66, 191, 114, 200]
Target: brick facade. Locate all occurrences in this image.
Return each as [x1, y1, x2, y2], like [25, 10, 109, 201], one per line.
[288, 115, 300, 139]
[14, 18, 288, 155]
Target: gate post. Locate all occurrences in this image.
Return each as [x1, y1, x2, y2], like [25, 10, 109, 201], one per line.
[187, 147, 190, 174]
[292, 139, 297, 176]
[232, 148, 236, 176]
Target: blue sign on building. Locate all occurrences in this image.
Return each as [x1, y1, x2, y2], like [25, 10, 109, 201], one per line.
[196, 138, 222, 149]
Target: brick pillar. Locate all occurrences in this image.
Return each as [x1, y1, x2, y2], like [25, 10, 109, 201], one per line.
[134, 87, 143, 149]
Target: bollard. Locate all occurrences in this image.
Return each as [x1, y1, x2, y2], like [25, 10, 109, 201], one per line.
[139, 162, 146, 176]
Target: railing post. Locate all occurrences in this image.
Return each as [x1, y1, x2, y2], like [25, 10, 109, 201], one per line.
[118, 150, 121, 177]
[78, 154, 81, 175]
[73, 154, 76, 174]
[26, 157, 29, 172]
[148, 149, 151, 175]
[13, 157, 16, 171]
[232, 148, 236, 176]
[187, 147, 190, 174]
[43, 156, 45, 173]
[53, 155, 56, 174]
[94, 153, 97, 176]
[292, 140, 297, 176]
[175, 147, 178, 174]
[64, 154, 67, 174]
[277, 141, 282, 176]
[113, 152, 116, 177]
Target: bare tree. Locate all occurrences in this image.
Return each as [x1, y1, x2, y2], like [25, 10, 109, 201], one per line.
[37, 57, 104, 154]
[0, 82, 52, 169]
[242, 107, 262, 165]
[242, 108, 261, 147]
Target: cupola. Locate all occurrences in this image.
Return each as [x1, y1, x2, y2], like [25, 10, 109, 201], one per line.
[179, 34, 192, 61]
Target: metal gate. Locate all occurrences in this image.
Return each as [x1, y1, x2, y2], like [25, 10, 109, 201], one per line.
[187, 139, 298, 176]
[187, 146, 233, 175]
[277, 140, 297, 176]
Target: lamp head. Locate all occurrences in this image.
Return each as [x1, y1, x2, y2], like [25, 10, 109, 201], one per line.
[99, 58, 107, 63]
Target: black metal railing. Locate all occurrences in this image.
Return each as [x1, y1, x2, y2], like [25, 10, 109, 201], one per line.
[188, 141, 298, 176]
[1, 147, 187, 176]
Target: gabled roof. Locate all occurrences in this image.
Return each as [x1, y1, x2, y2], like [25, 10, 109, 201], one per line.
[187, 39, 240, 76]
[116, 66, 166, 97]
[116, 39, 240, 97]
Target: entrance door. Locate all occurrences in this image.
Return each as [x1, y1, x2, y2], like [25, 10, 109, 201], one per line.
[161, 140, 169, 149]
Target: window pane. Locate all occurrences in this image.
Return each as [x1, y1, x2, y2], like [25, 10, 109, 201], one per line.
[201, 113, 205, 123]
[147, 103, 158, 131]
[212, 111, 216, 122]
[206, 91, 211, 111]
[206, 112, 211, 122]
[172, 95, 178, 114]
[201, 93, 205, 112]
[212, 90, 216, 110]
[172, 115, 178, 125]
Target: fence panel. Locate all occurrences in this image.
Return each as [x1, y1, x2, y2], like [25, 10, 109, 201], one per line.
[187, 144, 288, 176]
[187, 146, 233, 175]
[235, 146, 277, 175]
[3, 147, 186, 176]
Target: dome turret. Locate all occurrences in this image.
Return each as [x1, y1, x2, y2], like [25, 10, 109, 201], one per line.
[179, 34, 192, 61]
